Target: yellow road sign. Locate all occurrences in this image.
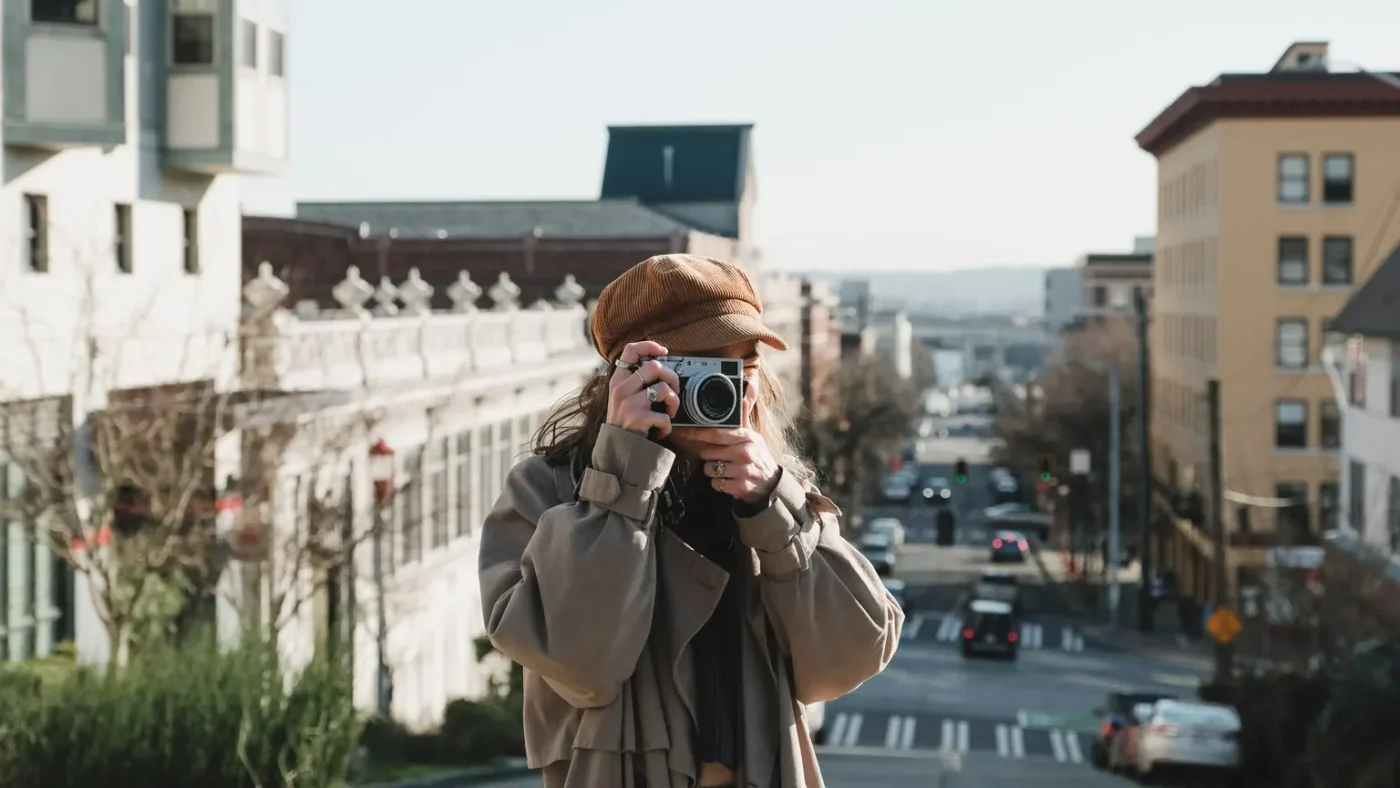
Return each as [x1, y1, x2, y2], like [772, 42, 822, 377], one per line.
[1206, 605, 1242, 644]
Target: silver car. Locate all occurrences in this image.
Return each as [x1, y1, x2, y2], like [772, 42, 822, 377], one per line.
[1133, 700, 1241, 780]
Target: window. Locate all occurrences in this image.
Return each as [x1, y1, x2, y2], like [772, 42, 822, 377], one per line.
[1390, 477, 1400, 553]
[1321, 236, 1353, 285]
[1278, 154, 1309, 204]
[1319, 481, 1339, 533]
[1349, 460, 1366, 533]
[1275, 482, 1310, 538]
[114, 204, 132, 273]
[1391, 343, 1400, 417]
[1322, 154, 1354, 204]
[455, 432, 472, 538]
[240, 20, 258, 68]
[1275, 318, 1308, 369]
[24, 195, 48, 273]
[1347, 337, 1367, 407]
[1277, 237, 1308, 285]
[476, 426, 492, 512]
[1274, 399, 1308, 448]
[430, 438, 449, 550]
[1319, 399, 1340, 449]
[171, 13, 215, 66]
[1092, 285, 1107, 307]
[495, 423, 510, 502]
[31, 0, 97, 24]
[400, 449, 423, 564]
[269, 30, 286, 77]
[182, 209, 200, 273]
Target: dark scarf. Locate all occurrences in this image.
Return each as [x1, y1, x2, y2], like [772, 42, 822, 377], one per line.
[656, 467, 745, 773]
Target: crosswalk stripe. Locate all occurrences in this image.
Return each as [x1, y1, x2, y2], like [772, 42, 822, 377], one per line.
[956, 720, 969, 752]
[841, 713, 864, 747]
[1049, 728, 1067, 762]
[914, 612, 1083, 651]
[940, 719, 956, 752]
[1063, 729, 1083, 763]
[818, 711, 1090, 762]
[898, 716, 916, 750]
[1010, 725, 1025, 758]
[937, 615, 959, 641]
[995, 724, 1009, 757]
[903, 614, 924, 640]
[884, 716, 902, 749]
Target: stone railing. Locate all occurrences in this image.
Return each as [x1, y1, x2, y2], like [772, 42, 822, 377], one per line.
[240, 263, 592, 392]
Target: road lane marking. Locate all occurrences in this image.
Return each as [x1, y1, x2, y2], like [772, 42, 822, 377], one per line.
[899, 716, 916, 750]
[1016, 710, 1029, 728]
[1067, 631, 1085, 652]
[903, 614, 924, 640]
[940, 719, 955, 752]
[1064, 730, 1083, 763]
[829, 713, 848, 748]
[956, 720, 969, 752]
[841, 713, 864, 747]
[1021, 622, 1042, 648]
[937, 615, 960, 641]
[995, 724, 1009, 756]
[884, 716, 902, 749]
[1061, 627, 1073, 651]
[1049, 728, 1067, 762]
[1010, 725, 1025, 758]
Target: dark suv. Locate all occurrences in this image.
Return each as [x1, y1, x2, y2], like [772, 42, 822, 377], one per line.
[959, 599, 1019, 660]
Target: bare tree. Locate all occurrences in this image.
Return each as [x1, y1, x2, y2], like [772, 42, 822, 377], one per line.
[0, 254, 239, 665]
[800, 354, 923, 525]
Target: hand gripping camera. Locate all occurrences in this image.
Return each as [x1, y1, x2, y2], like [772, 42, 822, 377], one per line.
[651, 356, 750, 428]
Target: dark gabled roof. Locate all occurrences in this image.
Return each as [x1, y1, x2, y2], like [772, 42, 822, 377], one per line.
[293, 199, 693, 239]
[1137, 71, 1400, 157]
[600, 124, 752, 204]
[1329, 242, 1400, 340]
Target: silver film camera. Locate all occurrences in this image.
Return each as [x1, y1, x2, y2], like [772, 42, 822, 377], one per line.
[652, 356, 749, 428]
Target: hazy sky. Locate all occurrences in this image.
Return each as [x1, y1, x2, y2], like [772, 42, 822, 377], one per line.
[241, 0, 1400, 272]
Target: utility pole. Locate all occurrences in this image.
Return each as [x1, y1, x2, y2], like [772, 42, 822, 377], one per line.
[1134, 288, 1154, 633]
[1207, 378, 1233, 682]
[1107, 365, 1122, 629]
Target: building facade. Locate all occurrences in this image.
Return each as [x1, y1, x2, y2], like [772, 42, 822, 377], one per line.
[1043, 266, 1084, 336]
[0, 0, 288, 664]
[800, 279, 842, 421]
[1075, 243, 1153, 326]
[1137, 40, 1400, 601]
[234, 262, 596, 728]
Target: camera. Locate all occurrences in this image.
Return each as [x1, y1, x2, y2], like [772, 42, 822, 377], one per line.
[652, 356, 749, 428]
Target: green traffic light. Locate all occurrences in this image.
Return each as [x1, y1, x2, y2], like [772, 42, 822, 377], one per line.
[1040, 472, 1052, 482]
[955, 474, 967, 485]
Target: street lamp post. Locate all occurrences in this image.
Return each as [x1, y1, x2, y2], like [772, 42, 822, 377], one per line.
[368, 438, 396, 717]
[1072, 359, 1123, 629]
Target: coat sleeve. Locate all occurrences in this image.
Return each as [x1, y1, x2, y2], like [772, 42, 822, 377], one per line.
[736, 471, 904, 704]
[478, 424, 674, 709]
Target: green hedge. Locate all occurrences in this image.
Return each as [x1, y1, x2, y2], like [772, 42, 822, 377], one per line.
[0, 639, 361, 788]
[1200, 670, 1400, 788]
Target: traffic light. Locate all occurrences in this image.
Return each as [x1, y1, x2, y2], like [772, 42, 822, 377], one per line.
[954, 458, 969, 485]
[1038, 456, 1052, 482]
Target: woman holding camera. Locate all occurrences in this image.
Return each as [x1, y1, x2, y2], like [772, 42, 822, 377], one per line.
[478, 254, 903, 788]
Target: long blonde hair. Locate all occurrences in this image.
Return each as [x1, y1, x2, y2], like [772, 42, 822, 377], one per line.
[533, 362, 815, 487]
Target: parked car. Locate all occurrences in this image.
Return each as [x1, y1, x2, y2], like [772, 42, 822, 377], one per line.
[1091, 691, 1178, 770]
[807, 700, 828, 744]
[959, 599, 1019, 660]
[880, 472, 914, 503]
[1126, 700, 1241, 781]
[920, 476, 952, 505]
[867, 517, 906, 549]
[990, 530, 1029, 563]
[859, 534, 897, 576]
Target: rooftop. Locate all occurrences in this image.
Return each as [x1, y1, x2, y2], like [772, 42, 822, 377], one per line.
[1328, 242, 1400, 341]
[294, 198, 695, 240]
[1137, 42, 1400, 157]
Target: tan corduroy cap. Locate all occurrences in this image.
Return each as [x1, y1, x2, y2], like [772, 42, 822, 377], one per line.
[591, 254, 790, 361]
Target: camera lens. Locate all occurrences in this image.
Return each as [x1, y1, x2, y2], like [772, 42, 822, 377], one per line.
[686, 373, 737, 425]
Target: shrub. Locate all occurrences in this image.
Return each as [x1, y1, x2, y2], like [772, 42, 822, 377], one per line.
[0, 638, 361, 788]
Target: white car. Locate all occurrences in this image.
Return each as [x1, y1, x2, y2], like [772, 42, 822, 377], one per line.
[867, 517, 906, 549]
[1133, 700, 1241, 780]
[807, 700, 828, 744]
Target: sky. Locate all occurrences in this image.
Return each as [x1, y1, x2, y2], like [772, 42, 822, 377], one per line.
[241, 0, 1400, 272]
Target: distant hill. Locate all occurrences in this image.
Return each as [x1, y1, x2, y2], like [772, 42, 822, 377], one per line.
[796, 267, 1048, 317]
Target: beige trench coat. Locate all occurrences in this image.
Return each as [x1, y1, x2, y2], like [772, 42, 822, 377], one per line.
[478, 424, 904, 788]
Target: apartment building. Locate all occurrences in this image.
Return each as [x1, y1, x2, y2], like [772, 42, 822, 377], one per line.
[1323, 243, 1400, 638]
[1075, 238, 1153, 326]
[1043, 266, 1084, 336]
[1136, 40, 1400, 600]
[0, 0, 287, 664]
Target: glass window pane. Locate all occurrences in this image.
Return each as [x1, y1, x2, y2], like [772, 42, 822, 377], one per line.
[1277, 402, 1306, 423]
[172, 14, 215, 66]
[1324, 155, 1352, 180]
[1280, 156, 1308, 177]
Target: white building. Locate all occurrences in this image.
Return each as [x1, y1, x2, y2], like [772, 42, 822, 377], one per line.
[0, 0, 288, 664]
[1327, 243, 1400, 559]
[233, 264, 596, 729]
[870, 310, 913, 381]
[1043, 266, 1083, 336]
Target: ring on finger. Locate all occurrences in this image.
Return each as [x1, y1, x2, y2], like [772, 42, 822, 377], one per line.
[646, 385, 661, 404]
[614, 357, 640, 372]
[712, 460, 726, 478]
[719, 477, 727, 492]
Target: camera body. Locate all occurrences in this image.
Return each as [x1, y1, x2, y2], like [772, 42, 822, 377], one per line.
[652, 355, 749, 428]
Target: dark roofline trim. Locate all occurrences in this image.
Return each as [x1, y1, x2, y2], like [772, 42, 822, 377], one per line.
[249, 216, 681, 247]
[1327, 242, 1400, 339]
[1136, 77, 1400, 156]
[605, 123, 754, 133]
[1084, 253, 1153, 265]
